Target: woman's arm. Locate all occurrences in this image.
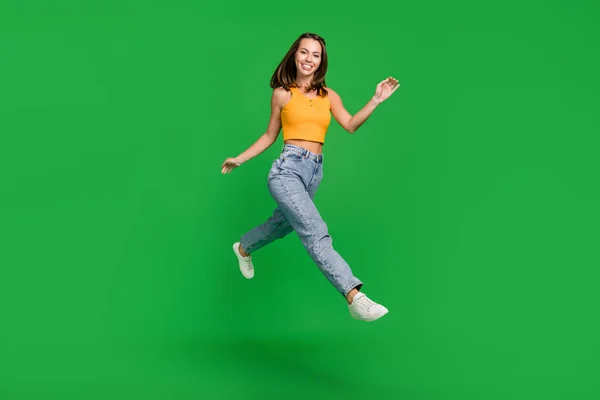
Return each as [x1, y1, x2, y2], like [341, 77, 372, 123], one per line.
[235, 88, 288, 163]
[221, 88, 290, 174]
[328, 77, 400, 134]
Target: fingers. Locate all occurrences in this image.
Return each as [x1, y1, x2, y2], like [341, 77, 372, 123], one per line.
[386, 76, 399, 88]
[377, 77, 399, 95]
[221, 158, 240, 174]
[382, 77, 400, 95]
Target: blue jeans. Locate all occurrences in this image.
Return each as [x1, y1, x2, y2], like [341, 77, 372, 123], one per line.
[240, 144, 363, 297]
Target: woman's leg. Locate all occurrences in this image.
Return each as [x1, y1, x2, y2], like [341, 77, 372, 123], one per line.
[268, 167, 388, 321]
[267, 166, 363, 298]
[239, 206, 294, 255]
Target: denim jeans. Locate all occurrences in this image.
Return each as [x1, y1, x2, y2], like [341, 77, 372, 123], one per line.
[239, 144, 363, 297]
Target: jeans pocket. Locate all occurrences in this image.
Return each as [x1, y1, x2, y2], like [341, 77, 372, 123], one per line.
[282, 152, 304, 162]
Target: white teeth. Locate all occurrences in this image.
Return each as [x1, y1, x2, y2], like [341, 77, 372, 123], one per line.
[301, 64, 312, 70]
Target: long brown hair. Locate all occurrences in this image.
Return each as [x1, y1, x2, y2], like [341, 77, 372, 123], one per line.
[269, 33, 328, 97]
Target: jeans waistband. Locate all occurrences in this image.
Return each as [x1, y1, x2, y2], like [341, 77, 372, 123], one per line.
[281, 144, 323, 163]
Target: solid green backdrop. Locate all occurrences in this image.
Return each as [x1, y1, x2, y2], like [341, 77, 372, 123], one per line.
[1, 0, 599, 399]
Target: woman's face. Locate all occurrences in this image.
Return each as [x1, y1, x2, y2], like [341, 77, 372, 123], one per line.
[294, 38, 322, 78]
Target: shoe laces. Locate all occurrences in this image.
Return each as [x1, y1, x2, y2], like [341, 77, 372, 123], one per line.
[242, 254, 252, 265]
[355, 295, 376, 310]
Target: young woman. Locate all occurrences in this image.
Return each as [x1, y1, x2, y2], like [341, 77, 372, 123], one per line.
[221, 32, 400, 322]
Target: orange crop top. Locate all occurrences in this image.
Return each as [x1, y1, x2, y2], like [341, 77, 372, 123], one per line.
[281, 87, 332, 144]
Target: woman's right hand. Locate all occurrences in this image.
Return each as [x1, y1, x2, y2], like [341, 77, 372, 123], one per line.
[221, 157, 241, 174]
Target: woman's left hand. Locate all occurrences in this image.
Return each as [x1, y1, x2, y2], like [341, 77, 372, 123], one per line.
[374, 77, 400, 104]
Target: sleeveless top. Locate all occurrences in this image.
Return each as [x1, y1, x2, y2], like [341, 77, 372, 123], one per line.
[281, 87, 331, 144]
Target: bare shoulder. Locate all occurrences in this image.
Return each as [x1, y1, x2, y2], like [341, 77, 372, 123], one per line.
[272, 86, 292, 108]
[325, 87, 341, 102]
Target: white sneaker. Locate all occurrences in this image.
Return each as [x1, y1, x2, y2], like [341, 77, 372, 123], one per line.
[233, 242, 254, 279]
[348, 292, 388, 322]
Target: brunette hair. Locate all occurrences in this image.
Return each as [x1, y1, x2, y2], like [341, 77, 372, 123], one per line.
[269, 32, 328, 97]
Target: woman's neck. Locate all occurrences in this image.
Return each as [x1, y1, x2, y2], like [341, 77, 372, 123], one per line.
[295, 76, 313, 91]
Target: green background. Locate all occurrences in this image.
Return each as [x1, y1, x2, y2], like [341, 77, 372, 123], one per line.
[1, 0, 599, 399]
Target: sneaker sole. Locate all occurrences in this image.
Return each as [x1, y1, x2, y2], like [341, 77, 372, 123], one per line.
[351, 307, 389, 322]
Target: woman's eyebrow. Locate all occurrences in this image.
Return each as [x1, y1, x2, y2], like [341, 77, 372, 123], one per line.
[299, 47, 321, 54]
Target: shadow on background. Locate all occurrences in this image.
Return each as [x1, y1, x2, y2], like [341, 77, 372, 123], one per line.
[156, 336, 398, 399]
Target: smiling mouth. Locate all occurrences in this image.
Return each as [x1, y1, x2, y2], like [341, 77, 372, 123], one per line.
[301, 63, 313, 70]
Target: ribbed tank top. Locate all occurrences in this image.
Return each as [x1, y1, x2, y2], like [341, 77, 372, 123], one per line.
[281, 87, 331, 144]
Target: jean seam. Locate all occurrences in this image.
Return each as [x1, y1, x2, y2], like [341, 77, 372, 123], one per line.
[279, 172, 339, 291]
